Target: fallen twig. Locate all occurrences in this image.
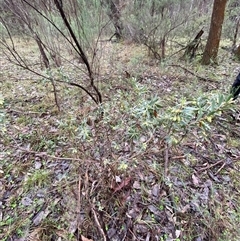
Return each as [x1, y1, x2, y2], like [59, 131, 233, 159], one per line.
[7, 108, 48, 115]
[214, 162, 226, 175]
[197, 160, 223, 172]
[169, 64, 218, 83]
[91, 198, 109, 241]
[164, 141, 169, 176]
[14, 146, 86, 162]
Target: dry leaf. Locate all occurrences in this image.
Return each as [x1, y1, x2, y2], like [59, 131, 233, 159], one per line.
[113, 177, 131, 192]
[81, 235, 93, 241]
[192, 174, 199, 186]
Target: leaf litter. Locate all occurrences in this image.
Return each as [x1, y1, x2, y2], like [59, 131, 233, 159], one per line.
[0, 41, 240, 241]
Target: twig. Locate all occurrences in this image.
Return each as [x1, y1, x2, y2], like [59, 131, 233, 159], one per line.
[214, 162, 226, 175]
[172, 155, 185, 160]
[169, 64, 218, 83]
[91, 199, 108, 241]
[50, 78, 60, 111]
[7, 109, 47, 115]
[75, 173, 82, 241]
[164, 142, 169, 176]
[77, 174, 81, 212]
[197, 160, 223, 172]
[14, 146, 86, 162]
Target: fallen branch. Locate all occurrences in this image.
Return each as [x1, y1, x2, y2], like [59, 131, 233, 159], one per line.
[169, 64, 218, 83]
[91, 198, 109, 241]
[197, 160, 223, 172]
[164, 141, 169, 176]
[180, 29, 204, 60]
[13, 146, 87, 162]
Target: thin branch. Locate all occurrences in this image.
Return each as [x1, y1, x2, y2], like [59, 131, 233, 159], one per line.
[164, 142, 169, 176]
[91, 199, 109, 241]
[21, 0, 81, 57]
[2, 0, 102, 104]
[1, 47, 98, 104]
[53, 0, 102, 103]
[169, 64, 218, 83]
[13, 146, 84, 161]
[197, 160, 223, 172]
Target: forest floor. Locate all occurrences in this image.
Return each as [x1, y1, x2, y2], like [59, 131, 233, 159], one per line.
[0, 38, 240, 241]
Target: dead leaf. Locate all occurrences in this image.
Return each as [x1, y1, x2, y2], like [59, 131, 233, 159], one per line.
[153, 109, 157, 117]
[175, 229, 181, 238]
[133, 180, 141, 189]
[81, 235, 93, 241]
[125, 70, 131, 78]
[192, 174, 199, 186]
[113, 177, 131, 193]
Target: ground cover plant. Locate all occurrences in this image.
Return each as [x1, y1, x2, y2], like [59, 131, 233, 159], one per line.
[1, 39, 240, 241]
[0, 1, 240, 241]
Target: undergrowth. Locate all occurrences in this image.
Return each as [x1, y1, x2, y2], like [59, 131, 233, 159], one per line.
[0, 45, 240, 241]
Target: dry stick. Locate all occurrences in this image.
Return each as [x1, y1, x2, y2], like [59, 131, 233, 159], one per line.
[164, 142, 169, 176]
[197, 160, 223, 172]
[89, 181, 110, 241]
[91, 198, 108, 241]
[162, 142, 179, 236]
[14, 146, 85, 162]
[146, 232, 151, 241]
[76, 174, 82, 240]
[49, 77, 60, 111]
[129, 134, 154, 160]
[78, 174, 81, 211]
[215, 162, 226, 175]
[121, 228, 128, 241]
[172, 155, 185, 160]
[180, 29, 204, 60]
[233, 17, 240, 48]
[128, 229, 138, 240]
[7, 109, 46, 115]
[169, 64, 218, 83]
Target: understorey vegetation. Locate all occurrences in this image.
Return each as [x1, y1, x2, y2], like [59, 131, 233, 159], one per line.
[0, 0, 240, 241]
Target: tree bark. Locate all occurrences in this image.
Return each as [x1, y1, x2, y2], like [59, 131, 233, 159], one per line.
[232, 17, 240, 48]
[106, 0, 124, 41]
[201, 0, 227, 65]
[233, 45, 240, 60]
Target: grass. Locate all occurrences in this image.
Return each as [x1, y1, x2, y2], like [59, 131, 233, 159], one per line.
[0, 39, 240, 241]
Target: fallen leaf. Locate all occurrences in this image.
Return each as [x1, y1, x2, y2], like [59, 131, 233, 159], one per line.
[175, 229, 181, 238]
[113, 177, 131, 193]
[192, 174, 199, 186]
[133, 180, 141, 189]
[81, 235, 93, 241]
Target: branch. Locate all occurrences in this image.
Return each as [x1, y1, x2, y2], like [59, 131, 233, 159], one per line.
[1, 46, 98, 104]
[4, 0, 102, 104]
[169, 64, 218, 83]
[53, 0, 102, 103]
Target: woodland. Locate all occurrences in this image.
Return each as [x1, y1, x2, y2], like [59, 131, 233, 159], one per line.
[0, 0, 240, 241]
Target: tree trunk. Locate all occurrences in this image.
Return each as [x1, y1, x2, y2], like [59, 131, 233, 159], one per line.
[234, 44, 240, 60]
[106, 0, 124, 41]
[201, 0, 227, 65]
[232, 17, 240, 48]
